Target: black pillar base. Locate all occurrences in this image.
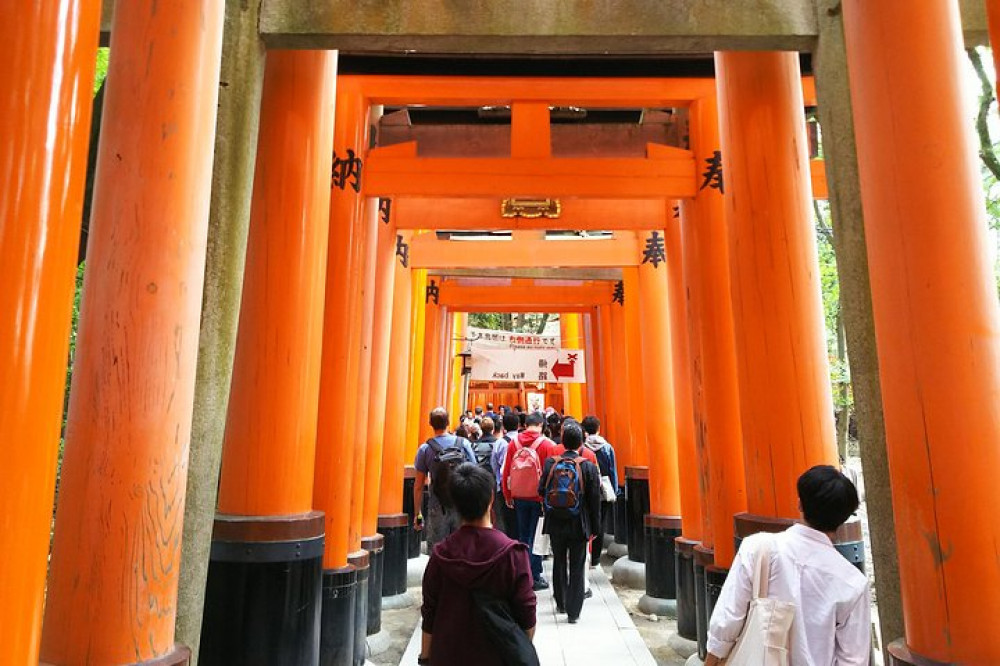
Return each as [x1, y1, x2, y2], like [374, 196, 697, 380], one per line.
[614, 490, 629, 545]
[361, 534, 385, 636]
[625, 466, 649, 562]
[674, 537, 698, 641]
[320, 565, 358, 666]
[886, 639, 951, 666]
[643, 515, 682, 600]
[201, 512, 325, 666]
[403, 467, 421, 558]
[347, 550, 370, 666]
[734, 512, 866, 573]
[693, 545, 713, 660]
[705, 565, 728, 656]
[379, 513, 409, 598]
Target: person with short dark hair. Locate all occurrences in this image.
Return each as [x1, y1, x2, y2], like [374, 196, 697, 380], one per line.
[419, 464, 537, 666]
[537, 423, 601, 623]
[413, 407, 477, 546]
[581, 415, 619, 566]
[706, 465, 870, 665]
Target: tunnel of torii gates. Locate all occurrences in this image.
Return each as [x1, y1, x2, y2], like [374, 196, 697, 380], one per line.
[6, 1, 1000, 665]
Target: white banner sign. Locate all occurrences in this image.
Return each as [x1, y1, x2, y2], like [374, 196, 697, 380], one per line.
[467, 326, 560, 350]
[471, 347, 586, 384]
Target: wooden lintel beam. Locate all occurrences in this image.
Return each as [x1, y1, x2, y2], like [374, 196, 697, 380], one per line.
[253, 0, 988, 52]
[394, 198, 669, 231]
[439, 284, 614, 308]
[411, 233, 640, 268]
[366, 146, 696, 199]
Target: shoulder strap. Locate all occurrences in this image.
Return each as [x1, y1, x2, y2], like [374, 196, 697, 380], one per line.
[752, 536, 773, 599]
[427, 437, 444, 454]
[529, 435, 545, 451]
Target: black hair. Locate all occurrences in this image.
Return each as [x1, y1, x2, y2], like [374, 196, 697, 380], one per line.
[449, 463, 495, 522]
[525, 411, 546, 427]
[581, 415, 600, 435]
[797, 465, 860, 532]
[502, 412, 520, 433]
[546, 411, 562, 427]
[429, 407, 449, 431]
[455, 424, 470, 440]
[562, 423, 584, 450]
[517, 412, 526, 428]
[475, 406, 483, 415]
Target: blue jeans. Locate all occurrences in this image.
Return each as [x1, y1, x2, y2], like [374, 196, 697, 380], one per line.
[513, 499, 543, 581]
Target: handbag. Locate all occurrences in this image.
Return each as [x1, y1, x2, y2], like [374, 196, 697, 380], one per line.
[722, 536, 795, 666]
[600, 475, 617, 502]
[532, 516, 551, 556]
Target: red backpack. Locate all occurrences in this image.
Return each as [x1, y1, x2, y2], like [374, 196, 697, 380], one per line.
[508, 436, 544, 499]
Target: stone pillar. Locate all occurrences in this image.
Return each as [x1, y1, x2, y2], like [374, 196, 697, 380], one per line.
[844, 1, 1000, 661]
[40, 0, 225, 662]
[313, 75, 371, 666]
[201, 50, 336, 666]
[715, 51, 837, 519]
[0, 1, 99, 663]
[175, 0, 267, 659]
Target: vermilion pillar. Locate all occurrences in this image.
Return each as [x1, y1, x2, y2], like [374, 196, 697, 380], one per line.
[419, 285, 443, 442]
[715, 52, 837, 520]
[40, 1, 224, 663]
[608, 298, 633, 482]
[597, 305, 616, 441]
[406, 269, 428, 455]
[587, 309, 605, 424]
[0, 2, 99, 663]
[450, 311, 468, 418]
[844, 1, 1000, 661]
[623, 267, 649, 466]
[684, 97, 747, 570]
[665, 211, 703, 641]
[636, 232, 683, 613]
[561, 313, 585, 418]
[203, 50, 336, 666]
[313, 75, 370, 666]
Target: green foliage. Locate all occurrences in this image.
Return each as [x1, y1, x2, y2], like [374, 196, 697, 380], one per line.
[468, 312, 551, 334]
[94, 48, 109, 94]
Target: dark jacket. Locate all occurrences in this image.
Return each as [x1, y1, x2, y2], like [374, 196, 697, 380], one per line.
[537, 451, 602, 542]
[421, 526, 536, 665]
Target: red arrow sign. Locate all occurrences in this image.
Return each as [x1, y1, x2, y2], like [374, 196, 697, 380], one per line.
[551, 353, 578, 380]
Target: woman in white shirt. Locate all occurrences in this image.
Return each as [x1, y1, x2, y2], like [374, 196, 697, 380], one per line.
[705, 465, 871, 665]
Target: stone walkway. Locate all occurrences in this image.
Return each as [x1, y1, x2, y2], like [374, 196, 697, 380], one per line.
[399, 561, 657, 665]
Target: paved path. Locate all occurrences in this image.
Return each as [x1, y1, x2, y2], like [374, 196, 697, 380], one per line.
[399, 561, 657, 665]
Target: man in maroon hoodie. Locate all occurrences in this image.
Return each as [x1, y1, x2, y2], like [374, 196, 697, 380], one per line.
[420, 463, 537, 665]
[500, 411, 558, 590]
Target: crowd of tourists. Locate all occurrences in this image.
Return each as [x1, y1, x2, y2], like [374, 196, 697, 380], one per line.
[412, 405, 870, 666]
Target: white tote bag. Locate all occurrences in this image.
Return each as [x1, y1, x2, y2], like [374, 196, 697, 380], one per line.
[532, 516, 551, 556]
[723, 537, 795, 666]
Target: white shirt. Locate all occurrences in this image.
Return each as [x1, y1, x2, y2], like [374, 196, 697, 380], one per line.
[707, 523, 871, 665]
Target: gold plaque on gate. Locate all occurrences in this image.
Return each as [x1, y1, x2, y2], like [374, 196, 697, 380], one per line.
[500, 198, 562, 219]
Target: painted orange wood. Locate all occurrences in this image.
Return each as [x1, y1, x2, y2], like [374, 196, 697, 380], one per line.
[636, 245, 681, 516]
[380, 242, 414, 516]
[217, 51, 336, 519]
[511, 102, 552, 158]
[560, 313, 584, 418]
[608, 301, 633, 483]
[623, 267, 649, 467]
[365, 153, 697, 199]
[314, 77, 370, 570]
[439, 283, 615, 308]
[716, 52, 837, 520]
[41, 0, 225, 661]
[682, 97, 747, 566]
[409, 233, 640, 269]
[597, 306, 616, 443]
[362, 210, 398, 536]
[844, 0, 1000, 659]
[393, 198, 670, 231]
[405, 269, 428, 459]
[419, 294, 443, 442]
[348, 197, 381, 551]
[0, 1, 100, 662]
[665, 213, 703, 541]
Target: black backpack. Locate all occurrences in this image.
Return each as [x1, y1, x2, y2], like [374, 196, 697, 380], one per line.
[471, 438, 495, 476]
[427, 436, 468, 507]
